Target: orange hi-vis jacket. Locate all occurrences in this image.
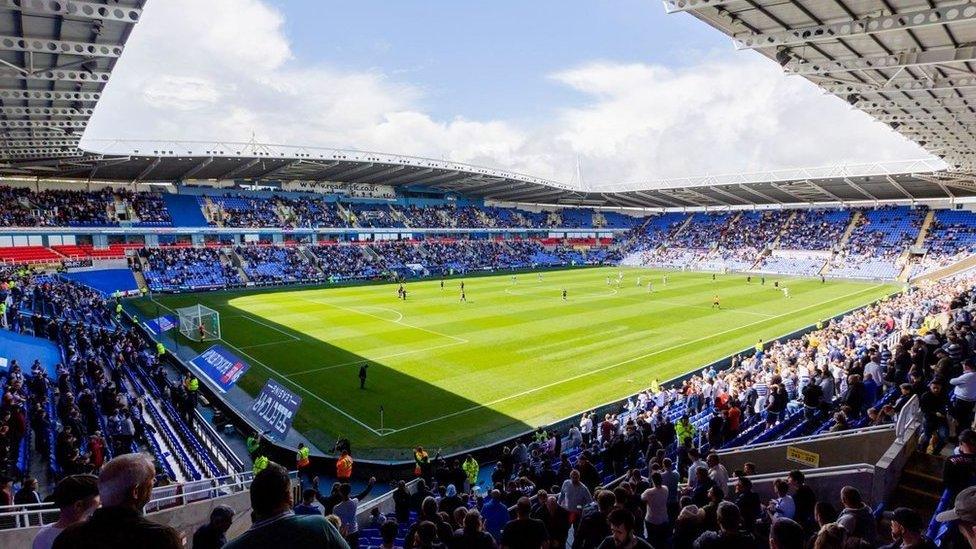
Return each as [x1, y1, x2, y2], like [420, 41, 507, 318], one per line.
[336, 454, 353, 479]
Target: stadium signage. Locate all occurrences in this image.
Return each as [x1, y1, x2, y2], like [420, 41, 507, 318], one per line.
[250, 379, 302, 440]
[786, 446, 820, 468]
[144, 314, 177, 336]
[189, 345, 250, 393]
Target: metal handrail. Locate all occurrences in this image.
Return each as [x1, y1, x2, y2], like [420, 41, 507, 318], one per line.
[0, 470, 291, 530]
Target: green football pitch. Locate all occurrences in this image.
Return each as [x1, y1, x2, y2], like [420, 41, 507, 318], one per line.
[129, 267, 897, 461]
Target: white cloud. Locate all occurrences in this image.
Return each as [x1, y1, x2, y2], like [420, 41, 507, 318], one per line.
[84, 0, 933, 188]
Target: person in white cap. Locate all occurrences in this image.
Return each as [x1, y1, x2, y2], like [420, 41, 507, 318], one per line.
[936, 485, 976, 547]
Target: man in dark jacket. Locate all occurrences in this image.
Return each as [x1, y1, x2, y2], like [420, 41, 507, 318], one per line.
[694, 501, 755, 549]
[573, 490, 615, 549]
[919, 378, 950, 454]
[53, 453, 182, 549]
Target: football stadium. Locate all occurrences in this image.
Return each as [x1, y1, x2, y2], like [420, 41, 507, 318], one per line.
[3, 1, 976, 548]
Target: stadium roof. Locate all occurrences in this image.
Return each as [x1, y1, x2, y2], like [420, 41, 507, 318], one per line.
[11, 140, 973, 207]
[0, 0, 974, 209]
[0, 0, 143, 161]
[662, 0, 976, 173]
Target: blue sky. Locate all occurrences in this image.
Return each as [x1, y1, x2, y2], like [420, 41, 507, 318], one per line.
[270, 0, 728, 122]
[85, 0, 931, 187]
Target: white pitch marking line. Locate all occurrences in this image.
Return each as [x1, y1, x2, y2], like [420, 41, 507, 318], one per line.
[284, 339, 469, 378]
[223, 314, 301, 341]
[382, 283, 886, 436]
[303, 298, 469, 344]
[148, 297, 383, 436]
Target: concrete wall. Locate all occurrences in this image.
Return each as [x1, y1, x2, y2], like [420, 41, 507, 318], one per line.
[718, 427, 896, 474]
[0, 489, 254, 549]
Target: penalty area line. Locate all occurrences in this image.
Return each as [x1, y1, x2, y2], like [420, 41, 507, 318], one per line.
[146, 297, 384, 436]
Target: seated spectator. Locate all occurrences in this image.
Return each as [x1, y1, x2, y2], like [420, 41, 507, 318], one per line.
[223, 461, 348, 548]
[452, 509, 496, 549]
[192, 505, 236, 549]
[32, 474, 99, 549]
[53, 453, 181, 549]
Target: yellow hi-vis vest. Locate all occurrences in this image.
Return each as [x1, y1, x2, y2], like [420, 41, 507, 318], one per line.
[297, 446, 310, 469]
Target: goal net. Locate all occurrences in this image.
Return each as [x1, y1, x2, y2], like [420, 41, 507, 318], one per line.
[176, 304, 221, 342]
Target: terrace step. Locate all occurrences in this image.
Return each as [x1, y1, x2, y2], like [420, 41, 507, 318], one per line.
[914, 253, 976, 283]
[838, 210, 862, 248]
[771, 211, 798, 249]
[914, 210, 936, 248]
[887, 453, 945, 516]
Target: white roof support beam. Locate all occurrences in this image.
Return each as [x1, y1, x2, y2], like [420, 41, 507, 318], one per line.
[662, 0, 738, 13]
[709, 185, 751, 205]
[176, 157, 214, 182]
[384, 167, 432, 185]
[915, 173, 960, 197]
[1, 0, 143, 24]
[217, 158, 261, 180]
[349, 165, 404, 183]
[0, 67, 112, 83]
[304, 161, 340, 179]
[0, 35, 123, 58]
[0, 106, 94, 118]
[0, 119, 85, 129]
[0, 139, 79, 147]
[770, 183, 808, 203]
[410, 171, 461, 186]
[824, 74, 976, 95]
[885, 175, 916, 200]
[853, 97, 974, 112]
[634, 190, 686, 208]
[805, 181, 846, 202]
[737, 184, 783, 204]
[328, 162, 375, 180]
[132, 157, 161, 184]
[733, 3, 976, 49]
[252, 159, 302, 180]
[0, 89, 101, 102]
[785, 46, 976, 76]
[843, 178, 879, 201]
[874, 112, 976, 123]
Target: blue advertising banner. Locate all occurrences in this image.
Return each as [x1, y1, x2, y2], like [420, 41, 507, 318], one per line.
[250, 379, 302, 440]
[144, 315, 177, 336]
[188, 345, 250, 393]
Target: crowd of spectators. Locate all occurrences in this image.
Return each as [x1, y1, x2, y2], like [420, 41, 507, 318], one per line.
[235, 245, 323, 284]
[139, 247, 241, 291]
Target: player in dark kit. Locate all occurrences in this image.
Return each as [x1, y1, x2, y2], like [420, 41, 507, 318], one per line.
[562, 289, 567, 301]
[359, 364, 368, 389]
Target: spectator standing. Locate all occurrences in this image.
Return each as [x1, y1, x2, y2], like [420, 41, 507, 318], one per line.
[192, 505, 236, 549]
[53, 453, 182, 549]
[222, 461, 348, 548]
[693, 501, 755, 549]
[598, 507, 652, 549]
[879, 507, 936, 549]
[31, 474, 99, 549]
[836, 486, 877, 545]
[640, 472, 669, 548]
[500, 497, 548, 549]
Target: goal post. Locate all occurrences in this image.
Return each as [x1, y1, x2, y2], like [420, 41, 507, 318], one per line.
[176, 304, 221, 342]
